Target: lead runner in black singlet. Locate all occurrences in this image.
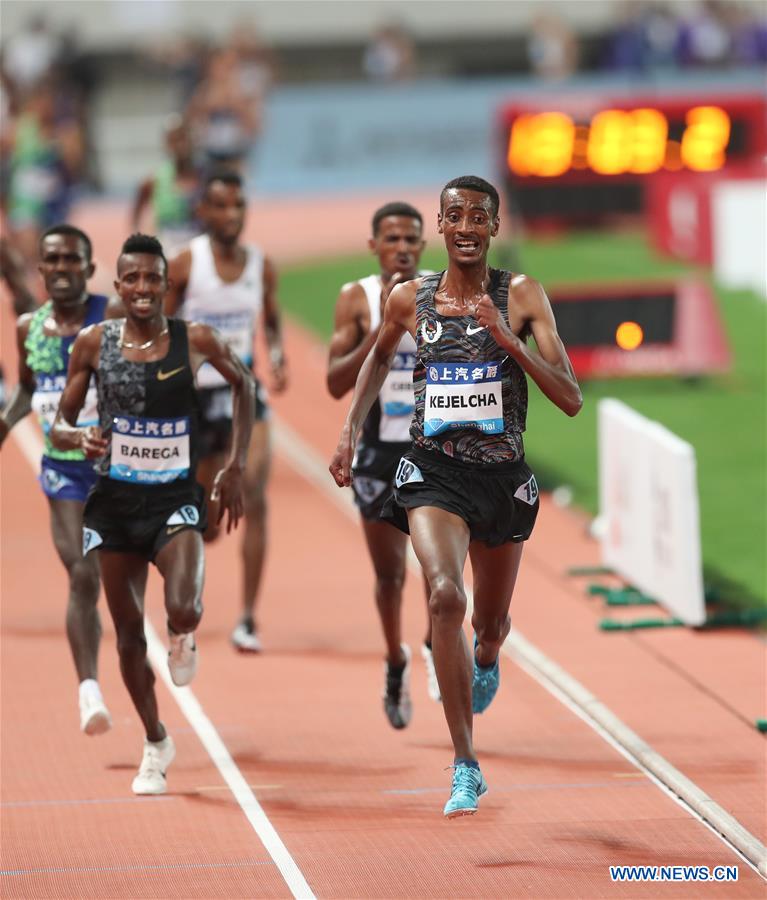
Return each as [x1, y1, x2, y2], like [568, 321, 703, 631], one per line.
[52, 234, 255, 796]
[330, 176, 582, 819]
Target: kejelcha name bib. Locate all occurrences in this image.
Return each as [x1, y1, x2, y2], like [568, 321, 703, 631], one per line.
[424, 361, 503, 436]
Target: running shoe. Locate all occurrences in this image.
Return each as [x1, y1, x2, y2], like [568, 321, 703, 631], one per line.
[231, 619, 263, 653]
[421, 643, 441, 702]
[472, 636, 500, 714]
[383, 643, 412, 729]
[78, 682, 112, 736]
[443, 763, 488, 818]
[167, 630, 197, 686]
[131, 736, 176, 795]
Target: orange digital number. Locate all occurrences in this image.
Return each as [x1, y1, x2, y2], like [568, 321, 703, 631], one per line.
[680, 106, 730, 171]
[628, 108, 668, 173]
[587, 110, 633, 175]
[508, 112, 574, 177]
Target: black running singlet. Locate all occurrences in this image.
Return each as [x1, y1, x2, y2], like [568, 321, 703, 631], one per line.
[411, 270, 529, 465]
[95, 318, 201, 485]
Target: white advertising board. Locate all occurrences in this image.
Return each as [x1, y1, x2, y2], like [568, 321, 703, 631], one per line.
[598, 399, 705, 625]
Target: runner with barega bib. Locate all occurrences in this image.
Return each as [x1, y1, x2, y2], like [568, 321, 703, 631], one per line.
[330, 176, 582, 819]
[51, 233, 255, 796]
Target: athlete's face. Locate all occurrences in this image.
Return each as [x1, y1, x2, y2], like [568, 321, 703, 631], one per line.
[115, 253, 168, 322]
[438, 189, 499, 266]
[200, 181, 246, 245]
[38, 234, 94, 304]
[369, 215, 425, 281]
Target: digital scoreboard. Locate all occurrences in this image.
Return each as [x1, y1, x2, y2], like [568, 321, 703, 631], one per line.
[498, 94, 767, 225]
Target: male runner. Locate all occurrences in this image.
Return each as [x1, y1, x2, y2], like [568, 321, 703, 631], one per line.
[165, 170, 286, 653]
[327, 201, 438, 729]
[131, 116, 203, 254]
[330, 176, 582, 817]
[0, 224, 121, 734]
[51, 234, 254, 794]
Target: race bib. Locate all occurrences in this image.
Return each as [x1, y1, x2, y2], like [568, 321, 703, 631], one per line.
[424, 362, 503, 437]
[109, 415, 190, 484]
[379, 350, 416, 442]
[32, 374, 99, 434]
[194, 309, 253, 388]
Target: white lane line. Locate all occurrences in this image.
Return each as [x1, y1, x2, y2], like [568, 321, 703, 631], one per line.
[273, 417, 767, 880]
[11, 425, 316, 900]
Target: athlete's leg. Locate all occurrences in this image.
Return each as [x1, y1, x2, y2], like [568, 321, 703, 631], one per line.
[469, 541, 524, 666]
[99, 550, 165, 742]
[48, 498, 101, 681]
[154, 529, 205, 635]
[407, 506, 472, 760]
[421, 570, 433, 646]
[240, 420, 270, 629]
[196, 452, 228, 543]
[360, 518, 408, 665]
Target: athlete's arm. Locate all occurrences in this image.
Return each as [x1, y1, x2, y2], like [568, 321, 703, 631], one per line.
[261, 256, 287, 392]
[188, 323, 255, 532]
[329, 280, 416, 487]
[131, 178, 154, 232]
[0, 316, 35, 448]
[50, 326, 109, 457]
[0, 238, 38, 315]
[164, 250, 192, 317]
[475, 275, 582, 417]
[326, 281, 375, 399]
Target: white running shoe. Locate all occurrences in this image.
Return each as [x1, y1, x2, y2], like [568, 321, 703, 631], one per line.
[131, 736, 176, 795]
[167, 631, 197, 686]
[421, 644, 442, 703]
[78, 681, 112, 735]
[231, 620, 263, 653]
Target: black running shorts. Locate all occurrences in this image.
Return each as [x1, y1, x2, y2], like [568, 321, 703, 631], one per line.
[197, 380, 269, 458]
[380, 448, 539, 547]
[83, 478, 208, 561]
[351, 442, 410, 521]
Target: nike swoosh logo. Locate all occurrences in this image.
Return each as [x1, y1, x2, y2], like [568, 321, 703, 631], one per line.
[466, 324, 485, 335]
[157, 366, 186, 381]
[166, 524, 186, 535]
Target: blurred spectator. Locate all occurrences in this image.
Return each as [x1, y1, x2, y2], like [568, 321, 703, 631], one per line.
[675, 1, 732, 67]
[527, 12, 579, 79]
[603, 1, 649, 71]
[229, 22, 276, 105]
[727, 2, 767, 65]
[186, 47, 258, 171]
[132, 115, 204, 254]
[2, 15, 62, 95]
[4, 83, 84, 269]
[363, 24, 416, 82]
[642, 3, 681, 69]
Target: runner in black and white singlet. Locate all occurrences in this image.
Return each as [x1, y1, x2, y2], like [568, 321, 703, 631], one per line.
[166, 170, 286, 655]
[0, 224, 122, 737]
[52, 234, 254, 796]
[331, 177, 582, 819]
[327, 202, 437, 731]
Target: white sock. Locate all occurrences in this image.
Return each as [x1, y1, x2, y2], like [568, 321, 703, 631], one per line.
[79, 679, 102, 701]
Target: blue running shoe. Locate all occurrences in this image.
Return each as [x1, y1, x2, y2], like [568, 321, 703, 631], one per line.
[472, 636, 500, 714]
[443, 764, 488, 818]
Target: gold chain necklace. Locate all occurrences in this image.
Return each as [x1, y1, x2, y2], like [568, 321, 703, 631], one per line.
[120, 321, 169, 351]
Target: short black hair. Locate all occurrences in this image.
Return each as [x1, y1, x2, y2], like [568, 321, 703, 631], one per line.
[204, 169, 243, 197]
[39, 224, 92, 261]
[371, 201, 423, 235]
[119, 233, 168, 275]
[440, 176, 500, 218]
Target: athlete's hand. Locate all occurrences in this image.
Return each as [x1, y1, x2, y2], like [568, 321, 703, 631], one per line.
[380, 271, 405, 314]
[270, 358, 288, 393]
[329, 430, 355, 488]
[476, 294, 513, 342]
[79, 425, 108, 459]
[212, 464, 245, 533]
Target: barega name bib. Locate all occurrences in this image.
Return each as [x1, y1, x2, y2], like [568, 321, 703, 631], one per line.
[379, 349, 416, 442]
[32, 373, 99, 435]
[424, 361, 503, 436]
[109, 414, 190, 484]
